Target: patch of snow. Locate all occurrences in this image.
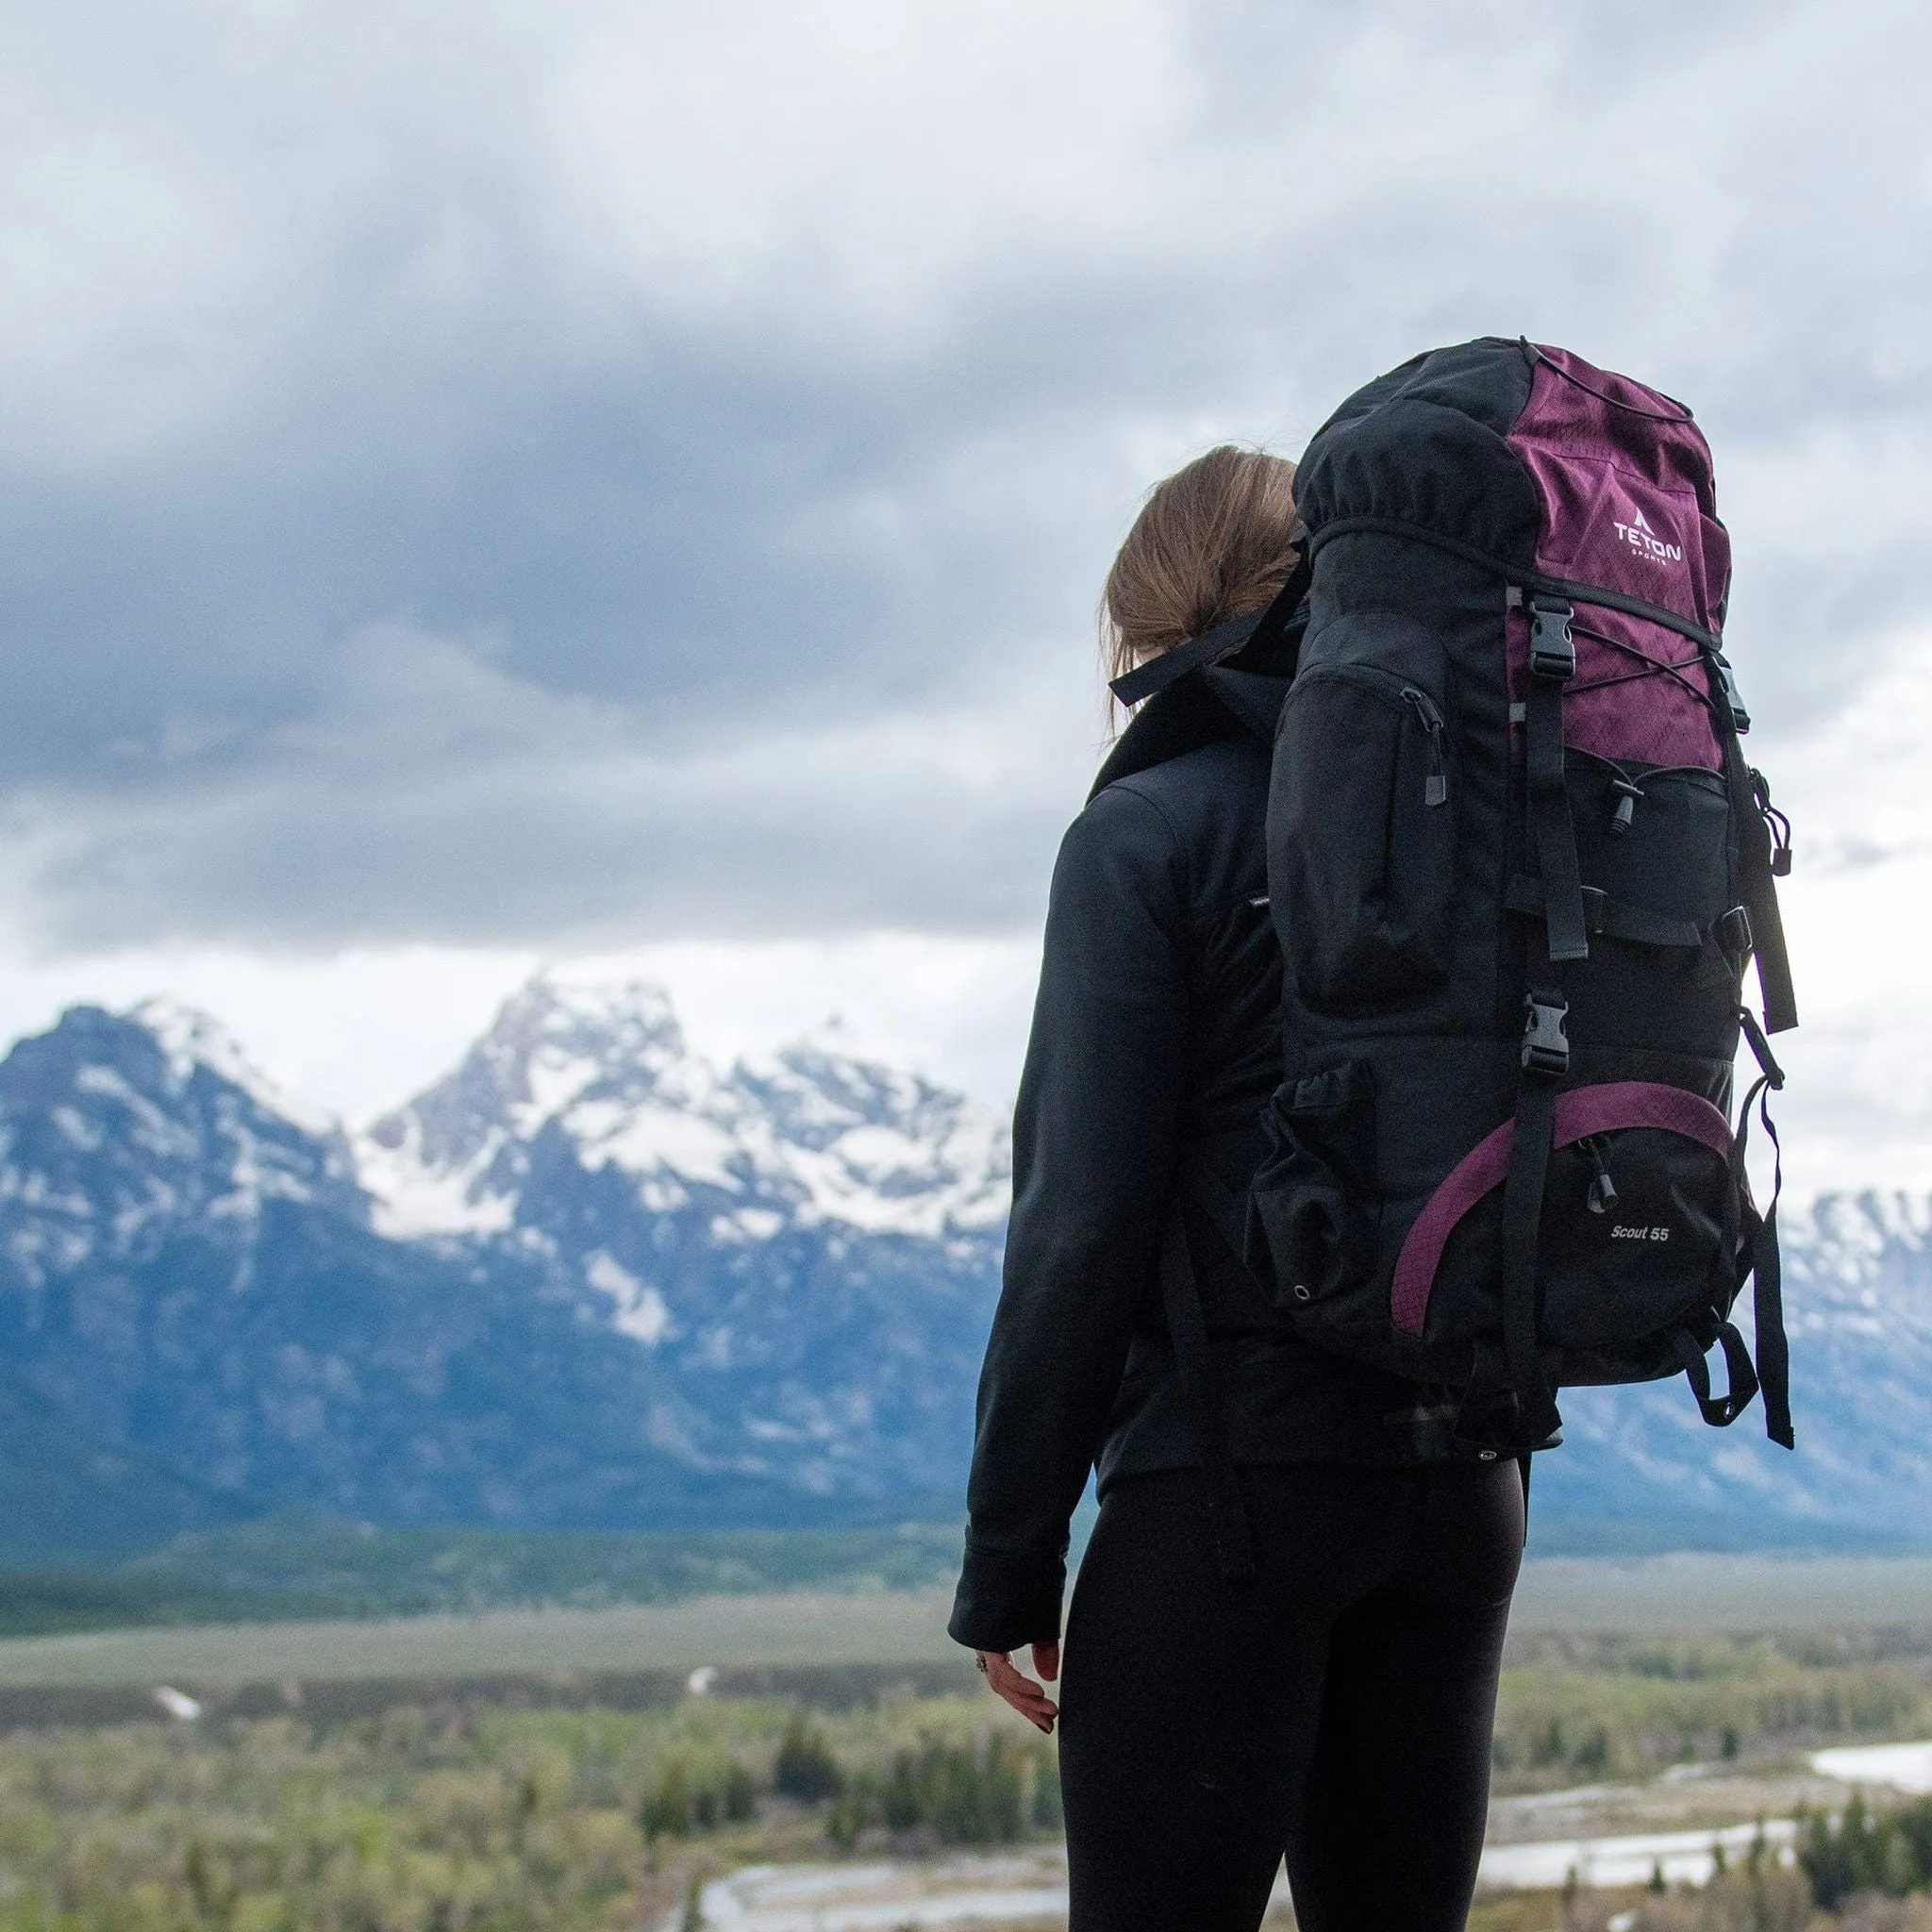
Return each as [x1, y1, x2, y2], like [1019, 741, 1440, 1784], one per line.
[50, 1106, 102, 1151]
[519, 1047, 609, 1129]
[131, 998, 339, 1138]
[672, 1852, 1072, 1932]
[356, 1119, 515, 1238]
[584, 1249, 670, 1344]
[568, 1100, 742, 1191]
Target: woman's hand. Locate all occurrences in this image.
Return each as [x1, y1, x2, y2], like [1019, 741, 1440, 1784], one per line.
[975, 1642, 1059, 1733]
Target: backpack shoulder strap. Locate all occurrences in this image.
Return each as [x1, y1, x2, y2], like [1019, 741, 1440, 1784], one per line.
[1090, 590, 1309, 803]
[1108, 553, 1312, 709]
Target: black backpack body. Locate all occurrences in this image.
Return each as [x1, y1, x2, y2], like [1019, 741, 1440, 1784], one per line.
[1126, 339, 1798, 1466]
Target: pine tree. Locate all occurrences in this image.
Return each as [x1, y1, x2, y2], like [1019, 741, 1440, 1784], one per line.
[678, 1871, 707, 1932]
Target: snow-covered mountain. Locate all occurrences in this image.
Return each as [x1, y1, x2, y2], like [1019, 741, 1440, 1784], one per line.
[0, 996, 365, 1276]
[0, 975, 1929, 1559]
[0, 980, 1007, 1557]
[357, 977, 1008, 1244]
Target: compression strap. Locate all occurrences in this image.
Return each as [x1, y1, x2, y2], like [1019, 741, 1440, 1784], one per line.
[1306, 515, 1723, 656]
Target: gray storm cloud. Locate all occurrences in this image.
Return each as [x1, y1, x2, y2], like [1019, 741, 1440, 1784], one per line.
[0, 0, 1925, 950]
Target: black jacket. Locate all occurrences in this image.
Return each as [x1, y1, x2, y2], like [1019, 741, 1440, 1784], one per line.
[948, 667, 1457, 1655]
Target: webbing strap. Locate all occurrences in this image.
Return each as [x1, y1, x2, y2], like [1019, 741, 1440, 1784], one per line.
[1158, 1210, 1257, 1580]
[1504, 875, 1703, 949]
[1706, 654, 1797, 1035]
[1500, 1070, 1563, 1444]
[1108, 608, 1262, 709]
[1108, 553, 1313, 708]
[1525, 599, 1590, 962]
[1752, 1208, 1792, 1449]
[1675, 1322, 1760, 1427]
[1304, 515, 1724, 655]
[1732, 1068, 1794, 1449]
[1453, 1341, 1560, 1458]
[1183, 1152, 1253, 1261]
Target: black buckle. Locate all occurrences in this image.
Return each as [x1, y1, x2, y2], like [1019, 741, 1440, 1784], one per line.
[1713, 654, 1752, 734]
[1521, 991, 1570, 1078]
[1717, 905, 1754, 964]
[1528, 598, 1575, 682]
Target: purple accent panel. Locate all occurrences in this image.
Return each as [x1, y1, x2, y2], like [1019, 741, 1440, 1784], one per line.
[1389, 1121, 1514, 1337]
[1389, 1082, 1733, 1337]
[1504, 345, 1729, 770]
[1506, 603, 1721, 770]
[1557, 1082, 1732, 1158]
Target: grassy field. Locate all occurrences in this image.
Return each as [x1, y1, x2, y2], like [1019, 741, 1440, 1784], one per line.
[8, 1556, 1932, 1693]
[0, 1516, 968, 1639]
[0, 1589, 965, 1690]
[1510, 1557, 1932, 1633]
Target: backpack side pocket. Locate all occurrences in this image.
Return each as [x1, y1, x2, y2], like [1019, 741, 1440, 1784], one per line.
[1391, 1081, 1740, 1376]
[1270, 613, 1456, 1009]
[1247, 1060, 1378, 1312]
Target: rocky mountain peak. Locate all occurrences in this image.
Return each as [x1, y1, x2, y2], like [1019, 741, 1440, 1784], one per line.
[0, 1003, 364, 1282]
[1788, 1191, 1932, 1300]
[129, 997, 339, 1139]
[362, 976, 696, 1172]
[354, 974, 1010, 1244]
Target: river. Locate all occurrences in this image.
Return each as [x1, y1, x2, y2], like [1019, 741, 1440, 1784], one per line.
[658, 1740, 1918, 1930]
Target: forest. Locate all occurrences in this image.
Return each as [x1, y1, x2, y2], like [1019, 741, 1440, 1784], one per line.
[8, 1632, 1932, 1927]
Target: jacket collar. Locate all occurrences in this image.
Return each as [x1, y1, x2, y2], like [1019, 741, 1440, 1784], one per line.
[1087, 627, 1300, 803]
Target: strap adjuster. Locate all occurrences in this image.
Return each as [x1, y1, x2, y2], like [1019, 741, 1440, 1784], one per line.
[1528, 598, 1575, 683]
[1521, 991, 1571, 1078]
[1713, 654, 1752, 734]
[1739, 1006, 1785, 1091]
[1717, 904, 1754, 964]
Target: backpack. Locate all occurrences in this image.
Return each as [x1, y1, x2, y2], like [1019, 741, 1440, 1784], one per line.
[1113, 338, 1797, 1482]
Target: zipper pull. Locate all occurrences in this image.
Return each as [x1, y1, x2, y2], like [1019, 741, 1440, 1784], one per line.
[1401, 688, 1448, 807]
[1583, 1138, 1620, 1216]
[1751, 767, 1794, 876]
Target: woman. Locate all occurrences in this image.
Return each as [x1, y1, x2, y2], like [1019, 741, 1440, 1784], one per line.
[947, 447, 1524, 1931]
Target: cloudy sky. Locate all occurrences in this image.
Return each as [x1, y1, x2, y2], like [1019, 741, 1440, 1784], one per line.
[0, 0, 1925, 1192]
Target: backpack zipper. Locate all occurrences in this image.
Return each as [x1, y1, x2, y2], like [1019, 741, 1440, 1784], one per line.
[1401, 688, 1449, 807]
[1582, 1137, 1620, 1216]
[1294, 664, 1451, 809]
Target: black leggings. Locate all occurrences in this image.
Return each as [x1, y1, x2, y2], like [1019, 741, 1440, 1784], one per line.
[1058, 1458, 1524, 1932]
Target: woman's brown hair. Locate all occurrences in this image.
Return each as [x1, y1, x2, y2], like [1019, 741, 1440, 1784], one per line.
[1101, 445, 1301, 690]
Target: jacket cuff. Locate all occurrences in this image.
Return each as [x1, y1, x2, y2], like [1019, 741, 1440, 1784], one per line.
[947, 1540, 1067, 1654]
